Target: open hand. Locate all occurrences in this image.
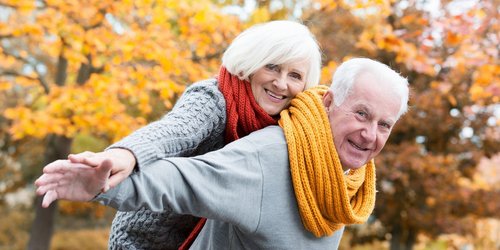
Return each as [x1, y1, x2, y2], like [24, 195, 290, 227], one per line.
[35, 159, 112, 208]
[68, 148, 136, 189]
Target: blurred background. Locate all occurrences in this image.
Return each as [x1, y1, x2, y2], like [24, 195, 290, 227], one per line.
[0, 0, 498, 249]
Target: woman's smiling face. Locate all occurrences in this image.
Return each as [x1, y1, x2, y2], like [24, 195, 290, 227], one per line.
[249, 61, 308, 116]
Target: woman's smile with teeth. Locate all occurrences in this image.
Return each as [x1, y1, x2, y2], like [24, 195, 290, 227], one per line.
[266, 89, 286, 100]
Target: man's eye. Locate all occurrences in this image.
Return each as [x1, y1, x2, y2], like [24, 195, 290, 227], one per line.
[379, 122, 391, 129]
[356, 110, 367, 117]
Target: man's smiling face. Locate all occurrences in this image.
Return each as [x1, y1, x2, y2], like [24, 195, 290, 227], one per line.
[326, 72, 401, 170]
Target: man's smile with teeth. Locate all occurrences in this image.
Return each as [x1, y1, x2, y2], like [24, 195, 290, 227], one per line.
[265, 89, 286, 100]
[349, 140, 368, 151]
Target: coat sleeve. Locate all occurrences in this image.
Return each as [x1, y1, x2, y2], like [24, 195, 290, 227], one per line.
[96, 135, 268, 233]
[106, 79, 226, 168]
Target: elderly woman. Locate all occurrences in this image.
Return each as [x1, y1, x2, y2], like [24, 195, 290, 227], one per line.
[63, 20, 322, 249]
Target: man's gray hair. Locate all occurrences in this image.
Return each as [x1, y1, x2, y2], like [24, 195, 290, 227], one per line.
[330, 58, 410, 118]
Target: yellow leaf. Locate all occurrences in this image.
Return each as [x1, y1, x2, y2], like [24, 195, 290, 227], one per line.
[0, 81, 12, 91]
[447, 95, 457, 107]
[320, 61, 338, 85]
[249, 7, 271, 24]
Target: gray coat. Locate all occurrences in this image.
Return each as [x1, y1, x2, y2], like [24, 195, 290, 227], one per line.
[97, 126, 344, 249]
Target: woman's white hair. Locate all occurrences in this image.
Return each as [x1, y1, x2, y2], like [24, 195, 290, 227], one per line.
[330, 58, 409, 118]
[222, 20, 321, 89]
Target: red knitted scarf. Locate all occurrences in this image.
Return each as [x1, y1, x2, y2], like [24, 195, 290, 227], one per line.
[179, 66, 277, 249]
[218, 66, 278, 142]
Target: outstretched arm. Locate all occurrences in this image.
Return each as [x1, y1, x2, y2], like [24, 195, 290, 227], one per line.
[68, 81, 226, 188]
[107, 80, 225, 166]
[94, 132, 269, 233]
[35, 159, 113, 208]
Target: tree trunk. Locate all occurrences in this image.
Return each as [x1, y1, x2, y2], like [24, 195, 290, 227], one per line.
[27, 197, 58, 250]
[405, 228, 416, 250]
[27, 135, 72, 250]
[390, 227, 402, 250]
[390, 226, 416, 250]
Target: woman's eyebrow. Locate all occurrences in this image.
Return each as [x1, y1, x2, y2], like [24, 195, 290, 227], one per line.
[290, 68, 305, 75]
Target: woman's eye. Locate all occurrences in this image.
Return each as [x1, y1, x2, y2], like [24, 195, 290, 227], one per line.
[265, 64, 279, 71]
[289, 72, 302, 80]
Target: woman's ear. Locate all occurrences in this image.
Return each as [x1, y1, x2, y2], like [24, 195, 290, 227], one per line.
[323, 89, 334, 111]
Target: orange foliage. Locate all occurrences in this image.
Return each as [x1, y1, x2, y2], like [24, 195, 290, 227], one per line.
[471, 64, 500, 103]
[51, 228, 110, 250]
[320, 61, 338, 85]
[0, 0, 498, 249]
[59, 201, 108, 219]
[0, 0, 247, 239]
[1, 0, 243, 142]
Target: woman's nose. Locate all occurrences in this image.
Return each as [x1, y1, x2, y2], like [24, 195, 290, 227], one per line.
[272, 74, 287, 91]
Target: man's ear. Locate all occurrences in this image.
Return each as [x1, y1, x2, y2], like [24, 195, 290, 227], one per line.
[323, 89, 334, 110]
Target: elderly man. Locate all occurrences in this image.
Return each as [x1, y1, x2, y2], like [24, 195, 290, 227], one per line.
[35, 58, 409, 249]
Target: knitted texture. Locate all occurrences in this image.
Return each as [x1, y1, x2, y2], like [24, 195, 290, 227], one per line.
[107, 80, 227, 250]
[109, 207, 200, 250]
[218, 66, 277, 143]
[278, 85, 376, 237]
[108, 79, 226, 167]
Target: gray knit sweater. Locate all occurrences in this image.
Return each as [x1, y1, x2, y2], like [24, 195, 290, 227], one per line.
[106, 79, 227, 249]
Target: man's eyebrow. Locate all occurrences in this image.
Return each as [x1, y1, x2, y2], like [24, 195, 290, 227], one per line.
[382, 118, 395, 126]
[353, 104, 396, 124]
[353, 103, 371, 113]
[377, 111, 397, 126]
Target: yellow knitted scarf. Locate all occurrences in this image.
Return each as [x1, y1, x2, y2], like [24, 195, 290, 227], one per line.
[278, 85, 376, 237]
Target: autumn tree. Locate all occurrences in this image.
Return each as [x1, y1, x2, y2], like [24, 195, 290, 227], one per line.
[304, 0, 499, 249]
[0, 0, 243, 249]
[2, 0, 498, 249]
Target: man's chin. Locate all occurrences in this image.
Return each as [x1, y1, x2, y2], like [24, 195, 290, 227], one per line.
[349, 164, 365, 170]
[340, 158, 368, 171]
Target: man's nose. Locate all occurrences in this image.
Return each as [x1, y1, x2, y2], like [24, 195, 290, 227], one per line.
[361, 122, 377, 142]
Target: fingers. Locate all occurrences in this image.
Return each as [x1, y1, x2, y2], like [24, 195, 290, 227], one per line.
[42, 190, 58, 208]
[43, 160, 93, 174]
[36, 182, 60, 196]
[42, 160, 70, 173]
[68, 151, 101, 167]
[99, 159, 113, 173]
[35, 172, 64, 186]
[35, 172, 71, 196]
[68, 151, 95, 159]
[99, 159, 113, 192]
[108, 172, 127, 188]
[36, 155, 115, 208]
